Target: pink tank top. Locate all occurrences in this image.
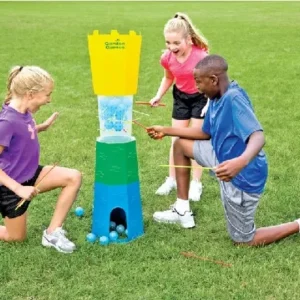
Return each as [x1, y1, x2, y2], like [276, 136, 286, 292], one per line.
[160, 45, 208, 94]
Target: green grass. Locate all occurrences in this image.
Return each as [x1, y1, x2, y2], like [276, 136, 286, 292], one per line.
[1, 2, 300, 299]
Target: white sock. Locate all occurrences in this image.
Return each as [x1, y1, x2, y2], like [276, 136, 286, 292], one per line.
[175, 198, 190, 214]
[169, 177, 176, 183]
[295, 219, 300, 232]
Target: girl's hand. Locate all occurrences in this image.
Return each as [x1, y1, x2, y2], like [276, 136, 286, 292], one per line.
[200, 98, 210, 117]
[149, 96, 162, 107]
[14, 185, 39, 200]
[42, 112, 59, 131]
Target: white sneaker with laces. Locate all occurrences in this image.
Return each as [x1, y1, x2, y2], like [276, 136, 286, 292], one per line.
[155, 177, 177, 196]
[42, 227, 76, 254]
[153, 205, 195, 228]
[188, 180, 203, 201]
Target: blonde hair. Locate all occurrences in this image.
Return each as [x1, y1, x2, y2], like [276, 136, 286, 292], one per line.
[5, 66, 54, 104]
[164, 12, 209, 52]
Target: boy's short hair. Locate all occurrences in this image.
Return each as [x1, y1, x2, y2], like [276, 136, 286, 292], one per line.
[195, 55, 228, 74]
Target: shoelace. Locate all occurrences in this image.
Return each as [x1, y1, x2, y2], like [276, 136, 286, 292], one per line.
[169, 205, 194, 217]
[54, 228, 71, 243]
[58, 228, 67, 235]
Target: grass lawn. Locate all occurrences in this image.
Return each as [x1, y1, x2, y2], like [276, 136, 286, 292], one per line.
[1, 2, 300, 299]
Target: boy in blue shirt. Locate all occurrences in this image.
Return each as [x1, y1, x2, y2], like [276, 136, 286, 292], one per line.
[148, 54, 300, 245]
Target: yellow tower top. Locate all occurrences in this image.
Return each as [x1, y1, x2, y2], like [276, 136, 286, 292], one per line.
[88, 30, 142, 96]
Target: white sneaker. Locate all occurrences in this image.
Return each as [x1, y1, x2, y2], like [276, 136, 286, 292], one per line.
[155, 177, 177, 196]
[153, 205, 195, 228]
[188, 180, 203, 201]
[42, 227, 76, 254]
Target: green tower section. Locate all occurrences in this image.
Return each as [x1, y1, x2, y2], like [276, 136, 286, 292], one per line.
[95, 139, 139, 185]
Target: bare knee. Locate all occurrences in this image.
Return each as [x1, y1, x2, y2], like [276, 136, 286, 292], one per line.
[68, 169, 82, 187]
[233, 240, 252, 247]
[235, 237, 263, 247]
[173, 138, 194, 158]
[11, 236, 26, 242]
[3, 214, 27, 242]
[231, 233, 256, 247]
[6, 233, 27, 242]
[173, 138, 184, 151]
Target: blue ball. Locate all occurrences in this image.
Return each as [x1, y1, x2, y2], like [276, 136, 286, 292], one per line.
[114, 122, 123, 132]
[110, 221, 116, 230]
[116, 110, 125, 120]
[105, 121, 113, 130]
[116, 224, 125, 234]
[125, 229, 128, 236]
[86, 233, 97, 243]
[109, 231, 118, 241]
[99, 236, 109, 245]
[75, 206, 84, 217]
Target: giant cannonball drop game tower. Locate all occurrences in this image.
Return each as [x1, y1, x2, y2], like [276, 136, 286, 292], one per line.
[88, 30, 144, 243]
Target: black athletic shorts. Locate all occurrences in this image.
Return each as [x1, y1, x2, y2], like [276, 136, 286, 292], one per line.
[0, 165, 43, 219]
[172, 85, 208, 120]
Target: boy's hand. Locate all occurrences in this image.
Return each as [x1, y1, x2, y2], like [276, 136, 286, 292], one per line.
[147, 126, 165, 140]
[215, 157, 248, 182]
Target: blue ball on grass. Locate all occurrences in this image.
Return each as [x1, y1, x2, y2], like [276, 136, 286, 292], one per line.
[75, 206, 85, 217]
[86, 233, 97, 243]
[99, 236, 109, 245]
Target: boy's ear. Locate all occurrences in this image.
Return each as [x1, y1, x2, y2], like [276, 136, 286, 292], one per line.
[210, 75, 219, 86]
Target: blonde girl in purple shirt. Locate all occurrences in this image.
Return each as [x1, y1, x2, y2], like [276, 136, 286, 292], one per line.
[150, 12, 209, 205]
[0, 66, 82, 253]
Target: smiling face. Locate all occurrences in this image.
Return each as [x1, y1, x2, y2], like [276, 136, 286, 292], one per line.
[28, 82, 54, 113]
[193, 69, 219, 99]
[164, 31, 191, 58]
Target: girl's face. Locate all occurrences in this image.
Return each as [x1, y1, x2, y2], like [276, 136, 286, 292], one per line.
[28, 82, 53, 113]
[164, 31, 191, 57]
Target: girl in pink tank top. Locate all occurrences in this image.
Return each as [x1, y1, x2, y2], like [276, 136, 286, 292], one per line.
[149, 12, 210, 202]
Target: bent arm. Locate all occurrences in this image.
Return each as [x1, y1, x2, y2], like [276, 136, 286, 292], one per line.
[35, 112, 59, 133]
[215, 131, 266, 181]
[35, 123, 47, 133]
[0, 146, 21, 192]
[155, 69, 174, 99]
[162, 126, 211, 140]
[240, 130, 265, 165]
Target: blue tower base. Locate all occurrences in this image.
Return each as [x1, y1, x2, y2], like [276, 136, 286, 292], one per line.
[92, 181, 144, 243]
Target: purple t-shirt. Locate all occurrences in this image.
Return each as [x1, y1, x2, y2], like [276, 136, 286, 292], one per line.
[0, 105, 40, 183]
